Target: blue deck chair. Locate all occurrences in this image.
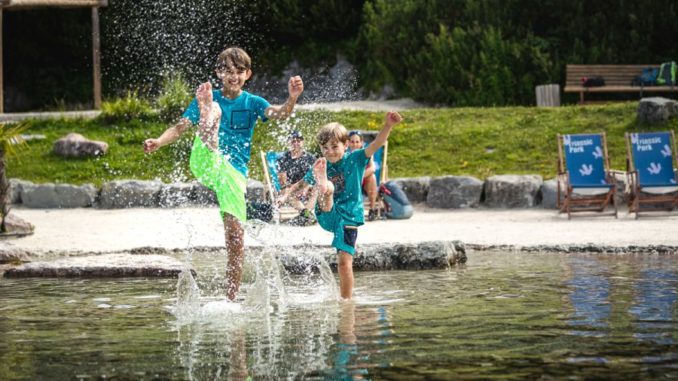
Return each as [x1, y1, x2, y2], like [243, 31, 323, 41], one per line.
[557, 133, 618, 219]
[260, 150, 282, 203]
[625, 131, 678, 218]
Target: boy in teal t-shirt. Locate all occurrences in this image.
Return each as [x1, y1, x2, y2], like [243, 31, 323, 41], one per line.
[144, 47, 304, 301]
[278, 112, 402, 299]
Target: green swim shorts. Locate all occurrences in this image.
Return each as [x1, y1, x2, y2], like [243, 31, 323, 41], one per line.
[189, 135, 247, 222]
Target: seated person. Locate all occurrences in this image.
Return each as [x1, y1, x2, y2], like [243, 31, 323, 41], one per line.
[276, 130, 316, 222]
[348, 130, 379, 221]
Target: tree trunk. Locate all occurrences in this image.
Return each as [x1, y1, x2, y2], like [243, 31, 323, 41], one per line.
[0, 149, 9, 233]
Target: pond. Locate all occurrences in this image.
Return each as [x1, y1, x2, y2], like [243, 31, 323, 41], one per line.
[1, 251, 677, 380]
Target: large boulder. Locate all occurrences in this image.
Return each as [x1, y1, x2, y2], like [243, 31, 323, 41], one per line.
[53, 133, 109, 158]
[20, 183, 97, 208]
[637, 97, 678, 124]
[157, 182, 195, 207]
[0, 213, 34, 236]
[427, 176, 483, 208]
[3, 253, 190, 277]
[392, 177, 430, 204]
[8, 179, 32, 204]
[99, 180, 162, 208]
[484, 175, 543, 208]
[278, 240, 467, 273]
[246, 179, 266, 203]
[540, 179, 560, 209]
[192, 183, 218, 206]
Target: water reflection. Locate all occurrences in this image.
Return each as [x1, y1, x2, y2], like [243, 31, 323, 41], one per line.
[565, 256, 611, 337]
[631, 266, 678, 344]
[3, 253, 678, 380]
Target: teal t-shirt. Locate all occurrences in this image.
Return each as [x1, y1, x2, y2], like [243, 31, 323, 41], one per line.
[182, 90, 270, 176]
[304, 149, 370, 225]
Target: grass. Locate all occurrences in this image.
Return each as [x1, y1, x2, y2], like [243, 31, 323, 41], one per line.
[7, 102, 678, 186]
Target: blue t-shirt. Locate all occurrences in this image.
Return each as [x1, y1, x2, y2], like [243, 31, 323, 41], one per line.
[182, 90, 270, 176]
[303, 149, 370, 225]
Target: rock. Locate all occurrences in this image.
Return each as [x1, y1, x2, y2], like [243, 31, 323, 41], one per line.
[393, 177, 430, 204]
[8, 179, 32, 204]
[540, 179, 560, 209]
[246, 179, 266, 203]
[99, 180, 162, 208]
[3, 253, 192, 278]
[53, 133, 108, 158]
[484, 175, 543, 208]
[0, 213, 34, 236]
[0, 246, 31, 264]
[427, 176, 483, 208]
[158, 182, 195, 207]
[192, 182, 218, 206]
[278, 240, 466, 273]
[20, 183, 97, 208]
[637, 97, 678, 124]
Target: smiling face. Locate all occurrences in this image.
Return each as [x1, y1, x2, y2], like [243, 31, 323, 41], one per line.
[320, 138, 347, 163]
[348, 134, 363, 151]
[216, 66, 252, 98]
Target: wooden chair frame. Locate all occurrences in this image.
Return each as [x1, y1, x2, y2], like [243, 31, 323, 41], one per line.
[557, 132, 618, 219]
[625, 130, 678, 219]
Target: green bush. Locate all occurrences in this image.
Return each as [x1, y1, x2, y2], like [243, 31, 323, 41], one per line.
[100, 91, 156, 123]
[156, 72, 193, 123]
[406, 25, 551, 106]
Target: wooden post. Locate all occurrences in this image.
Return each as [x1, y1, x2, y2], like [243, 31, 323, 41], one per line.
[92, 6, 101, 109]
[0, 8, 4, 114]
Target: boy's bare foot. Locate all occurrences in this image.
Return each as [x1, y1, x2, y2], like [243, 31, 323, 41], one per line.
[313, 158, 328, 195]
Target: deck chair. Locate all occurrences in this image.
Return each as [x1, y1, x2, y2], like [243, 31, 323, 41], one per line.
[557, 133, 618, 219]
[260, 151, 299, 221]
[625, 131, 678, 218]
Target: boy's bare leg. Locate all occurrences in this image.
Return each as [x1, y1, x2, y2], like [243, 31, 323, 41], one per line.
[313, 158, 334, 211]
[223, 213, 245, 301]
[196, 82, 221, 151]
[338, 251, 354, 300]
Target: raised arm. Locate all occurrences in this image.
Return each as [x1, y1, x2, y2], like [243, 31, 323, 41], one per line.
[265, 76, 304, 120]
[143, 118, 192, 153]
[365, 111, 402, 158]
[144, 82, 217, 153]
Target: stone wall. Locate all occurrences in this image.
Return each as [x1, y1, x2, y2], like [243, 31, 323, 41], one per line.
[9, 174, 628, 210]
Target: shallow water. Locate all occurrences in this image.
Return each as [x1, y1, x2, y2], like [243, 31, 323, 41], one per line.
[1, 252, 677, 380]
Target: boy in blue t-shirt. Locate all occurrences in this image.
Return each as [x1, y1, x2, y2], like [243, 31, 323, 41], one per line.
[278, 112, 402, 299]
[143, 47, 304, 301]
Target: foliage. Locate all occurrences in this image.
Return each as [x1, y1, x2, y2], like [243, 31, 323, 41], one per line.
[357, 0, 678, 105]
[156, 72, 193, 123]
[9, 103, 678, 186]
[0, 122, 29, 232]
[100, 91, 156, 124]
[7, 0, 678, 110]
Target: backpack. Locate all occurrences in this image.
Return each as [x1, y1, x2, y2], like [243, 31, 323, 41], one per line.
[581, 76, 605, 87]
[379, 181, 413, 219]
[656, 61, 677, 86]
[631, 67, 658, 86]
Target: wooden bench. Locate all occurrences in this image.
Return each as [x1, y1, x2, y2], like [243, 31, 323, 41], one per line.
[564, 64, 677, 104]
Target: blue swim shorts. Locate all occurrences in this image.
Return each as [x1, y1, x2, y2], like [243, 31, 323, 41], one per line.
[316, 207, 358, 255]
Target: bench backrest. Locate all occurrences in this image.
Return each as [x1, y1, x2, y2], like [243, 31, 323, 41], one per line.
[565, 65, 660, 87]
